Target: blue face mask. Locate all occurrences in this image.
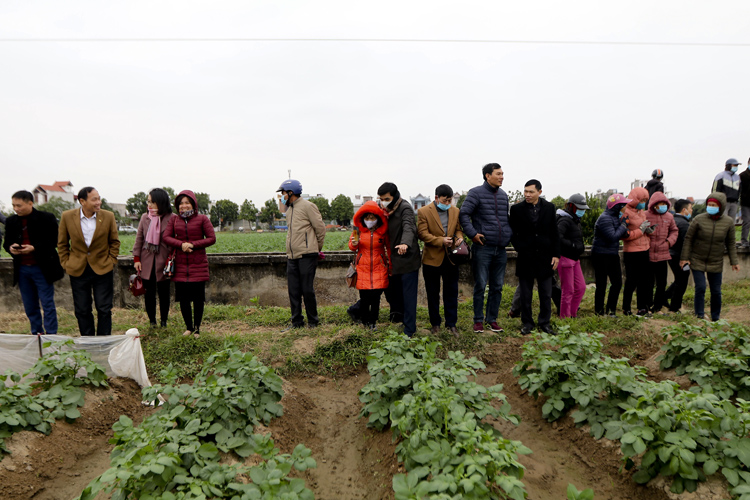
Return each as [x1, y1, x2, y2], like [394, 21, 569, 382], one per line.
[685, 213, 691, 220]
[731, 167, 739, 173]
[575, 209, 586, 218]
[656, 205, 668, 214]
[436, 203, 451, 211]
[618, 212, 624, 219]
[636, 202, 646, 210]
[706, 206, 720, 215]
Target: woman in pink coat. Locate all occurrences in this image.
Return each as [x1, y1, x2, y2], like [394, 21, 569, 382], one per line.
[621, 187, 653, 316]
[163, 190, 216, 337]
[646, 192, 678, 313]
[133, 188, 176, 327]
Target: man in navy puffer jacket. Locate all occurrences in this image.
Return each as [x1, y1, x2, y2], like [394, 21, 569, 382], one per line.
[459, 163, 512, 334]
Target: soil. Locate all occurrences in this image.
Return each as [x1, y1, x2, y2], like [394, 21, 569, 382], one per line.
[2, 313, 744, 500]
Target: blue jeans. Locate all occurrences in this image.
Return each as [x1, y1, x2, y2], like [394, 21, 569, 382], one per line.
[18, 265, 58, 334]
[692, 270, 722, 321]
[471, 245, 507, 323]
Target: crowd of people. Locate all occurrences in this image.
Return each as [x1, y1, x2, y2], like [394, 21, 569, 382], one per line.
[1, 157, 747, 337]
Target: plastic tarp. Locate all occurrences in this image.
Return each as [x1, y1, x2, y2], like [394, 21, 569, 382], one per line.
[0, 328, 152, 388]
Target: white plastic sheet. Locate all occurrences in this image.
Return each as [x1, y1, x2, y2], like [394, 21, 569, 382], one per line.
[0, 329, 152, 388]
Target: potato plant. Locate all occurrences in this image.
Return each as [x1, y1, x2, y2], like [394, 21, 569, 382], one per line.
[360, 333, 530, 500]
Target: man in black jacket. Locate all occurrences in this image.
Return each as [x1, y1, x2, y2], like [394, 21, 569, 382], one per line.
[378, 182, 421, 337]
[665, 199, 692, 312]
[509, 180, 560, 335]
[3, 190, 65, 334]
[740, 159, 750, 248]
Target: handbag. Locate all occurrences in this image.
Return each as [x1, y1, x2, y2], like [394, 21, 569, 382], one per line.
[128, 271, 147, 297]
[446, 239, 470, 265]
[163, 250, 176, 278]
[345, 261, 358, 288]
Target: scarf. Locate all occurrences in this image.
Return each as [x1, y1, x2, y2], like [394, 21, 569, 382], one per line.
[179, 210, 194, 219]
[145, 209, 161, 253]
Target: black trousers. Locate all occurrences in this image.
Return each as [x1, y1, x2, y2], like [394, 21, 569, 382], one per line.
[518, 275, 553, 330]
[384, 274, 404, 323]
[649, 260, 669, 312]
[622, 251, 651, 313]
[144, 266, 171, 325]
[70, 265, 113, 336]
[287, 254, 319, 327]
[666, 257, 690, 312]
[592, 253, 622, 315]
[175, 282, 205, 332]
[359, 289, 384, 326]
[422, 260, 459, 327]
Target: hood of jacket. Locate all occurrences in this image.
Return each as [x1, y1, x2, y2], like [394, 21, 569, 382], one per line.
[556, 208, 572, 218]
[176, 190, 198, 214]
[647, 191, 672, 212]
[627, 187, 649, 208]
[353, 201, 388, 231]
[706, 191, 728, 215]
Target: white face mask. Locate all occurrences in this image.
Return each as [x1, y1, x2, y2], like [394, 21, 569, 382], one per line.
[380, 199, 392, 209]
[364, 220, 377, 229]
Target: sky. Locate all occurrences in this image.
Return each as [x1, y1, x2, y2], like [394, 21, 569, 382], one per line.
[2, 1, 750, 212]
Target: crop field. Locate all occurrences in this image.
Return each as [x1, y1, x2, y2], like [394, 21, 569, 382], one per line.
[1, 281, 750, 499]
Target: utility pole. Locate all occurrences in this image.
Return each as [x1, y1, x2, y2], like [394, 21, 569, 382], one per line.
[288, 169, 291, 179]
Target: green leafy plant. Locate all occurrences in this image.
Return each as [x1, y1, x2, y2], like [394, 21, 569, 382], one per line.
[567, 483, 594, 500]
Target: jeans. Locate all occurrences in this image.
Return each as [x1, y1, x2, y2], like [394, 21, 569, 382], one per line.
[666, 257, 690, 312]
[649, 260, 669, 312]
[423, 260, 459, 327]
[287, 254, 319, 327]
[175, 281, 206, 332]
[741, 206, 750, 245]
[692, 270, 723, 321]
[592, 253, 622, 315]
[518, 275, 553, 330]
[18, 265, 58, 334]
[471, 245, 507, 323]
[558, 257, 585, 318]
[359, 289, 384, 327]
[70, 265, 114, 336]
[386, 270, 419, 336]
[623, 251, 651, 313]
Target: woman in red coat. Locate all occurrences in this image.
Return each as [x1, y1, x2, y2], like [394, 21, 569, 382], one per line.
[133, 188, 176, 328]
[348, 201, 390, 329]
[164, 190, 216, 337]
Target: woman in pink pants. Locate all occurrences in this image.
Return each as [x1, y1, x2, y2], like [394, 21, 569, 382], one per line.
[556, 194, 589, 318]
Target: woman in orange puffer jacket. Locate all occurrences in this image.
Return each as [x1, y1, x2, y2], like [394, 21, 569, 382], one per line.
[622, 187, 654, 316]
[348, 201, 390, 328]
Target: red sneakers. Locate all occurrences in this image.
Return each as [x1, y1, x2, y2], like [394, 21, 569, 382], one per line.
[487, 322, 504, 333]
[473, 322, 484, 333]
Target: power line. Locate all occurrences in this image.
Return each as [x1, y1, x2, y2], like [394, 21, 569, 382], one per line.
[0, 37, 749, 47]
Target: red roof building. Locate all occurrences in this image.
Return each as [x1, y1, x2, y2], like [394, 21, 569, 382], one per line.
[33, 181, 75, 205]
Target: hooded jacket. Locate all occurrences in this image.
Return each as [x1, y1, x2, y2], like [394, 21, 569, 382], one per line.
[349, 201, 390, 290]
[556, 209, 585, 260]
[459, 181, 512, 247]
[163, 190, 216, 282]
[285, 196, 326, 260]
[622, 187, 651, 253]
[591, 207, 629, 255]
[645, 192, 679, 262]
[680, 192, 738, 273]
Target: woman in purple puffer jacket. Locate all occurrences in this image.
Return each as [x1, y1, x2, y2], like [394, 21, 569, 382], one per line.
[164, 190, 216, 337]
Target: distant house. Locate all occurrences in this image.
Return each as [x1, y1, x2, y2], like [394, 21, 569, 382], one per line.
[33, 181, 76, 205]
[409, 194, 431, 212]
[351, 194, 374, 213]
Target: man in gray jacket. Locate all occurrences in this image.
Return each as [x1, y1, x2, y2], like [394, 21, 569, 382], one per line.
[459, 163, 512, 334]
[278, 179, 326, 328]
[713, 158, 741, 221]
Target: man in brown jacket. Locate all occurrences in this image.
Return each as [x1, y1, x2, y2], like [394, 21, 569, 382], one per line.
[417, 184, 464, 336]
[58, 187, 120, 336]
[277, 179, 326, 329]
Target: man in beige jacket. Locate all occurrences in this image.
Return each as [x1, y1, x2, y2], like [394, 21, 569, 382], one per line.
[277, 179, 326, 328]
[58, 186, 120, 336]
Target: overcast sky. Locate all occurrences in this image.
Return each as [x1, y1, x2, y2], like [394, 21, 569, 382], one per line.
[2, 1, 749, 212]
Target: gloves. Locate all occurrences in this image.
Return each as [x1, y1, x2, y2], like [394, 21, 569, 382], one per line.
[644, 226, 656, 235]
[639, 220, 652, 232]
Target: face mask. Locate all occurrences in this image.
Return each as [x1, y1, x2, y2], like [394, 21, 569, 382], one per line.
[656, 205, 668, 214]
[706, 206, 720, 215]
[380, 199, 392, 209]
[685, 213, 691, 220]
[636, 202, 646, 210]
[364, 220, 377, 229]
[575, 209, 586, 218]
[282, 193, 291, 206]
[436, 203, 450, 211]
[618, 212, 624, 219]
[731, 167, 739, 173]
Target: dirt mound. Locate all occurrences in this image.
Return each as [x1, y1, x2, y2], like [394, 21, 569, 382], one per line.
[0, 378, 151, 500]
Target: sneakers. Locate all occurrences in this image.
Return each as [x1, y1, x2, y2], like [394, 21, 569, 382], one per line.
[487, 322, 504, 333]
[430, 325, 440, 335]
[473, 322, 484, 333]
[507, 309, 520, 319]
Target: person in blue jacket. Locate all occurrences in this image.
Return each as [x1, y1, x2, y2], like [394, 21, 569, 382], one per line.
[459, 162, 512, 334]
[591, 193, 631, 316]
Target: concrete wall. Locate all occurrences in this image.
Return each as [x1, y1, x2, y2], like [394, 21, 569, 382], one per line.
[1, 248, 749, 313]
